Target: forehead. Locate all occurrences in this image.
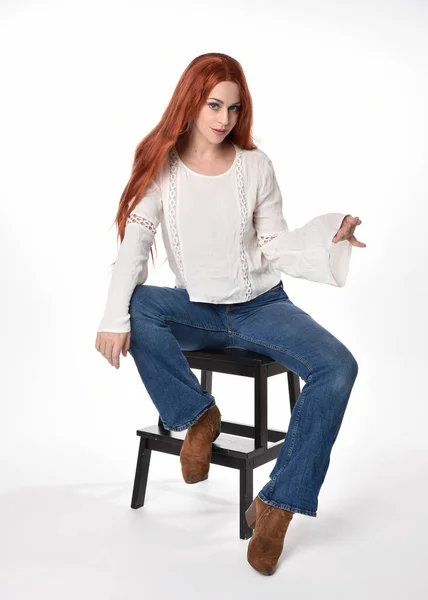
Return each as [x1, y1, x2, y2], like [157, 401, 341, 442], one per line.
[208, 81, 240, 101]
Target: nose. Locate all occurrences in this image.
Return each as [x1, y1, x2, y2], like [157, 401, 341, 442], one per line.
[218, 107, 229, 128]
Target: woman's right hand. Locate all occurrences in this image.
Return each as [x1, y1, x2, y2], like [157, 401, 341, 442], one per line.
[95, 331, 131, 369]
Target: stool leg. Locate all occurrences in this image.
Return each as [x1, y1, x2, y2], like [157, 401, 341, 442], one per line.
[131, 437, 151, 509]
[239, 458, 254, 540]
[201, 369, 213, 394]
[254, 366, 268, 449]
[287, 371, 301, 413]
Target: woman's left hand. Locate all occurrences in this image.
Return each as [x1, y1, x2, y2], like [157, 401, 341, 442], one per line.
[332, 215, 366, 247]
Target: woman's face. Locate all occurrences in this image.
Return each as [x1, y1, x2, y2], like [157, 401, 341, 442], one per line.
[193, 81, 241, 144]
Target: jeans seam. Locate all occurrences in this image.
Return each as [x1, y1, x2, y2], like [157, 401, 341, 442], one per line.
[161, 398, 216, 431]
[164, 316, 226, 332]
[285, 373, 313, 461]
[264, 372, 313, 500]
[258, 491, 317, 517]
[230, 333, 315, 375]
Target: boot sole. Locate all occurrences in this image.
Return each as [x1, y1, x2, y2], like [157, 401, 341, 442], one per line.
[184, 473, 208, 484]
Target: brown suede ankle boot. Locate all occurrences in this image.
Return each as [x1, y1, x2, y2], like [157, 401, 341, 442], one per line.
[179, 405, 221, 484]
[245, 496, 294, 575]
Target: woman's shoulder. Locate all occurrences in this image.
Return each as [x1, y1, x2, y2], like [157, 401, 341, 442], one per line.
[239, 147, 273, 183]
[240, 146, 271, 166]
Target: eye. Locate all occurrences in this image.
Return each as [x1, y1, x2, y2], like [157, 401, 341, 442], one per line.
[208, 102, 240, 112]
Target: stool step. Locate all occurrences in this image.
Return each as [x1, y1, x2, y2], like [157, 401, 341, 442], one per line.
[220, 419, 287, 442]
[136, 423, 287, 468]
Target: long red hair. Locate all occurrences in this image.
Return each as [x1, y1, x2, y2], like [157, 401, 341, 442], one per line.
[108, 52, 258, 273]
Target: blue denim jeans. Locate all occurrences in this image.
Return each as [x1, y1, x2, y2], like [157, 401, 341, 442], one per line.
[128, 280, 358, 517]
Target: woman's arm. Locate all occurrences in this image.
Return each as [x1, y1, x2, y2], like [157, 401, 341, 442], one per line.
[97, 179, 162, 332]
[253, 154, 353, 287]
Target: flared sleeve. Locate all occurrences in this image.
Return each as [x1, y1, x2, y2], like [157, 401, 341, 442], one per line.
[253, 155, 353, 287]
[97, 178, 162, 333]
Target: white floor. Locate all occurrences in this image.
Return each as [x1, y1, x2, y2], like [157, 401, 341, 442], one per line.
[1, 437, 426, 599]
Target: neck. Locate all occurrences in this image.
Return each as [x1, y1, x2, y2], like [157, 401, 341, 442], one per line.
[176, 131, 231, 160]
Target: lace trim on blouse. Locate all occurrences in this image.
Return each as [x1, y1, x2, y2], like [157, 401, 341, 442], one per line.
[257, 233, 279, 247]
[126, 213, 156, 233]
[168, 149, 187, 284]
[235, 150, 253, 301]
[168, 146, 254, 301]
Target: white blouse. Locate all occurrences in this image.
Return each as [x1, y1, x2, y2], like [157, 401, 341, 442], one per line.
[97, 143, 352, 333]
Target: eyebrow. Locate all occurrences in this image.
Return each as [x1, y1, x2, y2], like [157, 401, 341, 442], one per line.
[208, 97, 241, 106]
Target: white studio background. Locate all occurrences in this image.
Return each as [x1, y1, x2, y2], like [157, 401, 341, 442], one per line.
[1, 0, 427, 598]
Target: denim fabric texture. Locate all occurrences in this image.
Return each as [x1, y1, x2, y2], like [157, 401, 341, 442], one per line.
[128, 281, 358, 517]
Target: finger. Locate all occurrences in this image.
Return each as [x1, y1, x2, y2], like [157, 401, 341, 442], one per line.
[346, 219, 361, 236]
[345, 216, 360, 227]
[334, 217, 362, 243]
[112, 349, 120, 369]
[338, 227, 352, 241]
[349, 235, 366, 247]
[333, 232, 345, 242]
[124, 336, 130, 356]
[102, 341, 113, 366]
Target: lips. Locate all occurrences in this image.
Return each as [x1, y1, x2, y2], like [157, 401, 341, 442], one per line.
[212, 128, 226, 132]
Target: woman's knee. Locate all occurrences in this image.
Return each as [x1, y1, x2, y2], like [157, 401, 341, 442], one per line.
[332, 344, 358, 390]
[321, 341, 358, 386]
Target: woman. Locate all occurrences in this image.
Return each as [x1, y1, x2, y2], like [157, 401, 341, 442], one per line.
[95, 52, 366, 575]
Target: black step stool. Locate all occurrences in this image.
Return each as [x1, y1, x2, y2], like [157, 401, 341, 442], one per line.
[131, 347, 300, 539]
